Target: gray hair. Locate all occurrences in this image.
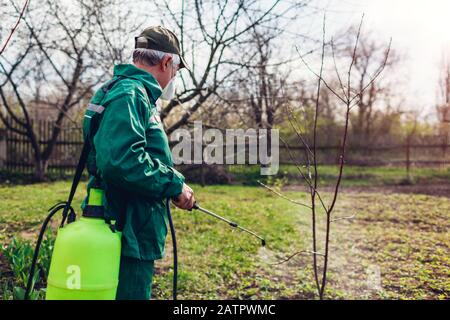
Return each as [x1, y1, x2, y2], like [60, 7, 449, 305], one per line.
[132, 48, 180, 67]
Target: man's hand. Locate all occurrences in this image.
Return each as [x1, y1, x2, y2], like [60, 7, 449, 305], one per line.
[172, 183, 195, 210]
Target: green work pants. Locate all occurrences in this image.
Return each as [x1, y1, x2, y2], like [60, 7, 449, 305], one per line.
[115, 255, 155, 300]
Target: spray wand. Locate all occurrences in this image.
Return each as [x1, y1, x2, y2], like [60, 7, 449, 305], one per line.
[189, 202, 266, 247]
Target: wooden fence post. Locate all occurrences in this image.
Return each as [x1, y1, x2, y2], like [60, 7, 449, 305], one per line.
[0, 128, 6, 170]
[405, 136, 411, 180]
[442, 135, 448, 169]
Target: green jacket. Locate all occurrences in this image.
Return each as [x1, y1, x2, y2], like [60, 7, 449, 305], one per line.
[81, 64, 185, 261]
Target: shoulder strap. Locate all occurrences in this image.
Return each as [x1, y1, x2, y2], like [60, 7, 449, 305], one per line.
[61, 76, 123, 225]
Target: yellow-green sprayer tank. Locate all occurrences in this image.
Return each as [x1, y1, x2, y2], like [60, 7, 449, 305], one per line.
[46, 188, 121, 300]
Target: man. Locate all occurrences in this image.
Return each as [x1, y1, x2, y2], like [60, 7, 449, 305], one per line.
[81, 26, 195, 300]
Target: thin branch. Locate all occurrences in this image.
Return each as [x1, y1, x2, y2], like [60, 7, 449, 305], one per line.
[0, 0, 30, 55]
[347, 14, 365, 101]
[349, 38, 392, 105]
[297, 46, 347, 104]
[0, 111, 27, 135]
[257, 180, 312, 209]
[271, 250, 325, 266]
[331, 37, 348, 100]
[278, 136, 328, 212]
[284, 103, 315, 160]
[330, 214, 356, 223]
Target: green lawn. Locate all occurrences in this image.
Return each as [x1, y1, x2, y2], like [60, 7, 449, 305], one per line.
[230, 165, 450, 187]
[0, 181, 449, 299]
[3, 165, 450, 187]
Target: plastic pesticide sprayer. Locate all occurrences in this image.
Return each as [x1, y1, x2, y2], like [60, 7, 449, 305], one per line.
[189, 202, 266, 247]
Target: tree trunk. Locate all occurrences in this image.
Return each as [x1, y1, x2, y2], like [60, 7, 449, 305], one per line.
[34, 159, 48, 181]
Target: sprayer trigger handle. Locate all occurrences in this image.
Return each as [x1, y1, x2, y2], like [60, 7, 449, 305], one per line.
[187, 202, 198, 212]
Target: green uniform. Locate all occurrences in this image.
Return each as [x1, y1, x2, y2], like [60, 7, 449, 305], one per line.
[81, 63, 185, 299]
[115, 256, 155, 300]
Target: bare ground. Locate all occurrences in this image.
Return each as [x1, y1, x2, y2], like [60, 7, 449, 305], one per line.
[286, 183, 450, 199]
[283, 182, 450, 299]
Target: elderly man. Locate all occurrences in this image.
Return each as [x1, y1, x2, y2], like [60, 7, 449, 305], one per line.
[81, 26, 195, 300]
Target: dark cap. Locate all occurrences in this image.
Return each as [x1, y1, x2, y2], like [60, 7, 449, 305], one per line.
[135, 26, 189, 70]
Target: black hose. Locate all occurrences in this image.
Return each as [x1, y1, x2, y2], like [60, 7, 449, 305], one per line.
[166, 198, 177, 300]
[24, 202, 72, 300]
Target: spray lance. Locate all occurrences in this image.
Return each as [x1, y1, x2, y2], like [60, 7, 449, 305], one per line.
[189, 202, 266, 246]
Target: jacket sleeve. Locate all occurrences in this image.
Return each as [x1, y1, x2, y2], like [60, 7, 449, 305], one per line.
[93, 93, 185, 200]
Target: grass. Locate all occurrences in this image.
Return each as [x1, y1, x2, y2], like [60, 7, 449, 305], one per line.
[3, 165, 450, 187]
[0, 177, 449, 300]
[230, 164, 450, 187]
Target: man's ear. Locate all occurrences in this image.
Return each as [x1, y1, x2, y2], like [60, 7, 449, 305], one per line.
[160, 55, 172, 72]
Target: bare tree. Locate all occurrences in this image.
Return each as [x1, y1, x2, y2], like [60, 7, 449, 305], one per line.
[0, 0, 140, 180]
[260, 15, 391, 299]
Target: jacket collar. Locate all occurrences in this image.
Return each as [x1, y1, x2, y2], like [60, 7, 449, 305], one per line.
[113, 64, 163, 103]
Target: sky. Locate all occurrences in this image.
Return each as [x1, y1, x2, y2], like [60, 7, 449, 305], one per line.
[314, 0, 450, 116]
